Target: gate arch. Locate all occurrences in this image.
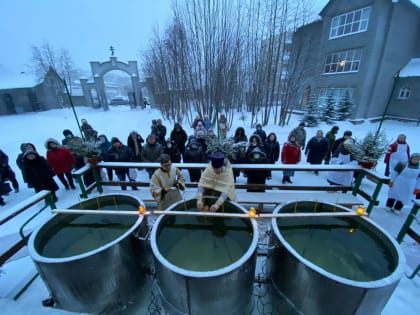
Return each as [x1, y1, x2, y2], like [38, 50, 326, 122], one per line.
[80, 56, 144, 110]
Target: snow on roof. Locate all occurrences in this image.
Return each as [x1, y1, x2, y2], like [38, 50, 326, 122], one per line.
[399, 58, 420, 77]
[0, 72, 39, 89]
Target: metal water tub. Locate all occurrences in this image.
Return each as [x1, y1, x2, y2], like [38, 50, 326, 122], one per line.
[28, 193, 150, 313]
[151, 197, 258, 315]
[267, 201, 406, 315]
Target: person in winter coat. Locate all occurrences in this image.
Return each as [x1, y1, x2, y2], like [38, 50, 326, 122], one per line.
[231, 127, 248, 181]
[96, 134, 113, 180]
[203, 115, 212, 131]
[218, 114, 228, 140]
[127, 131, 144, 162]
[45, 138, 76, 190]
[0, 149, 19, 193]
[386, 153, 420, 215]
[150, 154, 186, 210]
[23, 150, 59, 202]
[196, 152, 236, 212]
[384, 134, 410, 177]
[81, 119, 97, 142]
[141, 134, 164, 178]
[107, 137, 138, 190]
[170, 123, 188, 156]
[327, 139, 358, 186]
[194, 120, 208, 138]
[289, 122, 306, 150]
[16, 143, 37, 187]
[164, 139, 182, 163]
[155, 119, 167, 146]
[192, 116, 203, 129]
[305, 130, 330, 174]
[244, 134, 268, 192]
[281, 134, 301, 184]
[254, 124, 267, 143]
[264, 132, 280, 179]
[61, 129, 84, 169]
[183, 136, 207, 182]
[324, 125, 340, 164]
[332, 130, 353, 154]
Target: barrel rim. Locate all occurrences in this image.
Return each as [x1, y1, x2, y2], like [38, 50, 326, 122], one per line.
[28, 193, 145, 263]
[150, 198, 258, 278]
[270, 201, 406, 288]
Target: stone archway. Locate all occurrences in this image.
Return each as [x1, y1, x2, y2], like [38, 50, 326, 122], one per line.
[80, 56, 144, 110]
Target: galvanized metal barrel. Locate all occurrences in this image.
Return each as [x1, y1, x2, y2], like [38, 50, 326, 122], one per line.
[28, 193, 150, 313]
[267, 201, 405, 315]
[151, 197, 258, 315]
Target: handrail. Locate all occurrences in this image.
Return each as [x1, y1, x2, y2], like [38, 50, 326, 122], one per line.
[0, 190, 56, 266]
[396, 200, 419, 243]
[72, 162, 387, 212]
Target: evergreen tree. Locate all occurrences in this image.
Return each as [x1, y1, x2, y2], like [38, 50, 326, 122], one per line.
[302, 92, 319, 127]
[321, 94, 337, 123]
[337, 92, 354, 121]
[348, 130, 388, 162]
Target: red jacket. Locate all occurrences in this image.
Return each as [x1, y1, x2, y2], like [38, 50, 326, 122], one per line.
[281, 142, 301, 164]
[384, 140, 410, 164]
[46, 147, 75, 175]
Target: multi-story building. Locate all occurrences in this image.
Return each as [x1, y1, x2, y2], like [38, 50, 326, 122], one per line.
[289, 0, 420, 120]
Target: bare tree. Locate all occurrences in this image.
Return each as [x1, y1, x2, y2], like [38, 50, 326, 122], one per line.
[142, 0, 314, 128]
[30, 42, 80, 96]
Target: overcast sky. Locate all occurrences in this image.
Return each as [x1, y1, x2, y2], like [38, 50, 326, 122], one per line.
[0, 0, 419, 78]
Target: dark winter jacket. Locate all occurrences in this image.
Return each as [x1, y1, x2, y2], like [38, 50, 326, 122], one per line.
[107, 142, 134, 175]
[170, 123, 188, 154]
[254, 124, 267, 142]
[46, 139, 75, 174]
[263, 133, 280, 164]
[97, 135, 112, 161]
[245, 135, 267, 191]
[232, 127, 248, 143]
[183, 138, 206, 163]
[155, 124, 167, 145]
[141, 136, 163, 163]
[23, 151, 59, 193]
[164, 140, 182, 163]
[305, 136, 330, 164]
[127, 132, 144, 162]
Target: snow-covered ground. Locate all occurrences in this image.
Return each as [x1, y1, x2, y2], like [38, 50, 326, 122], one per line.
[0, 105, 419, 314]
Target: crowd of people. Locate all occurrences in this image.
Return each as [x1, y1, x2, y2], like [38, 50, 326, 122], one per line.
[1, 116, 419, 216]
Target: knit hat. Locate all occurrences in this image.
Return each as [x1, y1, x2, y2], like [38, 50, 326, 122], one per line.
[62, 129, 73, 136]
[344, 130, 352, 136]
[332, 126, 339, 132]
[111, 137, 121, 144]
[210, 152, 225, 168]
[23, 150, 37, 159]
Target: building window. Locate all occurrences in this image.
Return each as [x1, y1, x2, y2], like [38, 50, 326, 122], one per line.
[398, 87, 411, 99]
[318, 88, 354, 107]
[323, 49, 362, 74]
[329, 7, 371, 39]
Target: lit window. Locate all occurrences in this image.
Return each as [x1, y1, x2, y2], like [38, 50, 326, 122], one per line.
[398, 87, 411, 99]
[329, 7, 370, 39]
[323, 49, 362, 74]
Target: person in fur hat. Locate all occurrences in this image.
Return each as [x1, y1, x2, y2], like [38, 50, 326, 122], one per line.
[244, 134, 268, 192]
[16, 143, 37, 187]
[46, 138, 76, 190]
[23, 150, 59, 202]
